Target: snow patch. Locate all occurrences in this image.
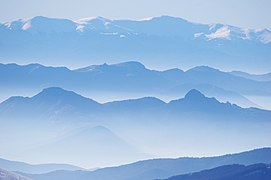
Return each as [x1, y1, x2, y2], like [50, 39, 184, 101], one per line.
[258, 31, 271, 44]
[139, 17, 155, 21]
[76, 25, 86, 32]
[22, 21, 31, 30]
[194, 32, 204, 38]
[76, 16, 109, 24]
[206, 26, 231, 40]
[241, 28, 251, 40]
[209, 23, 217, 31]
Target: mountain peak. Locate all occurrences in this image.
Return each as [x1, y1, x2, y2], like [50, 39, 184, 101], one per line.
[34, 87, 81, 101]
[140, 15, 188, 23]
[31, 87, 100, 110]
[114, 61, 146, 69]
[184, 89, 206, 99]
[40, 87, 67, 94]
[76, 16, 110, 24]
[187, 66, 220, 73]
[75, 61, 146, 72]
[5, 16, 77, 33]
[30, 15, 50, 21]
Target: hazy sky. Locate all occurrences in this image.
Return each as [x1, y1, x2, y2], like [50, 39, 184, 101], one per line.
[0, 0, 271, 29]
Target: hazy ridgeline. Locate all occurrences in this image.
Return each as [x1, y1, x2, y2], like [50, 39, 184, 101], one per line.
[0, 87, 270, 168]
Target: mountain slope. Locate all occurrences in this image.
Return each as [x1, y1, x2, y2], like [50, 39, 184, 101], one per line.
[230, 71, 271, 81]
[0, 158, 83, 174]
[165, 163, 271, 180]
[26, 148, 271, 180]
[184, 66, 271, 95]
[0, 168, 31, 180]
[28, 126, 148, 168]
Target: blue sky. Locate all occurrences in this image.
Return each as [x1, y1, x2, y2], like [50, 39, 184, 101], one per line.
[0, 0, 271, 29]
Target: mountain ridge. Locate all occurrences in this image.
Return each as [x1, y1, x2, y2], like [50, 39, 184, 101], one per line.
[165, 163, 271, 180]
[1, 61, 270, 109]
[0, 157, 83, 174]
[1, 87, 270, 122]
[3, 15, 270, 42]
[24, 147, 271, 180]
[1, 15, 271, 73]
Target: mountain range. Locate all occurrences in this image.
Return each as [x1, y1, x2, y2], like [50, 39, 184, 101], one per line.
[22, 148, 271, 180]
[1, 16, 270, 72]
[1, 14, 270, 180]
[0, 87, 270, 167]
[1, 87, 270, 122]
[1, 61, 270, 109]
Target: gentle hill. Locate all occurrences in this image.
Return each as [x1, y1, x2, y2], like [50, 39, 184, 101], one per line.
[0, 158, 83, 174]
[26, 148, 271, 180]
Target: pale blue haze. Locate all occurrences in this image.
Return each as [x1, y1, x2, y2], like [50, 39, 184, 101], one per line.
[0, 0, 271, 176]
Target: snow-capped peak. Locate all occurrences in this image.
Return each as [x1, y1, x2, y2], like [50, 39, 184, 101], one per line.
[3, 16, 77, 33]
[2, 16, 271, 44]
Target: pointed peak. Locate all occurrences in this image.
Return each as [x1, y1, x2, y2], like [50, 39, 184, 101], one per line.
[184, 89, 206, 99]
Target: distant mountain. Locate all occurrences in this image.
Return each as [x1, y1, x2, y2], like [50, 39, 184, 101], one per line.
[0, 87, 101, 120]
[183, 66, 271, 95]
[231, 71, 271, 81]
[165, 83, 260, 108]
[1, 62, 270, 108]
[165, 163, 271, 180]
[3, 16, 270, 43]
[1, 88, 270, 169]
[28, 126, 148, 168]
[25, 148, 271, 180]
[1, 16, 271, 72]
[1, 87, 270, 122]
[0, 168, 31, 180]
[0, 158, 83, 174]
